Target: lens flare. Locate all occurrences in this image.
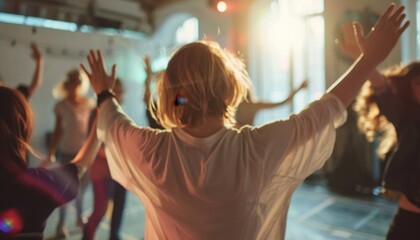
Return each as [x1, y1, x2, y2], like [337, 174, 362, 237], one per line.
[0, 209, 23, 235]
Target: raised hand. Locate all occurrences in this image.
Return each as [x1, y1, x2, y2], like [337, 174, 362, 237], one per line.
[336, 21, 361, 60]
[355, 3, 409, 65]
[144, 56, 152, 77]
[297, 79, 308, 91]
[30, 43, 42, 62]
[80, 50, 117, 94]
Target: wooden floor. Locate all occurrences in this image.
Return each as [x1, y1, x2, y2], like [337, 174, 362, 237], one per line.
[43, 176, 397, 240]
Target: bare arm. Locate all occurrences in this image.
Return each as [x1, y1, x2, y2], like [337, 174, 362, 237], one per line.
[28, 43, 44, 97]
[48, 114, 62, 163]
[329, 4, 409, 107]
[71, 113, 101, 176]
[253, 80, 308, 109]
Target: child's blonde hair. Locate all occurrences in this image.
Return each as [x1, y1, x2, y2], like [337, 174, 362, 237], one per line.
[153, 41, 251, 129]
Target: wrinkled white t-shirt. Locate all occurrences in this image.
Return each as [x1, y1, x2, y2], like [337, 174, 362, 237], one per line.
[97, 93, 347, 240]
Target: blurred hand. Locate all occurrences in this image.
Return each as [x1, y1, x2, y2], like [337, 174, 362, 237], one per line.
[336, 22, 361, 60]
[298, 79, 309, 90]
[80, 50, 117, 94]
[30, 43, 42, 62]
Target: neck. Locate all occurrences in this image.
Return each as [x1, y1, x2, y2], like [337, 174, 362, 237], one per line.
[182, 117, 224, 138]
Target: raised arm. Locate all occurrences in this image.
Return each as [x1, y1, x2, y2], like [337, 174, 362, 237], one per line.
[81, 50, 117, 96]
[71, 113, 102, 176]
[28, 43, 44, 97]
[328, 3, 409, 107]
[143, 55, 153, 105]
[253, 80, 308, 109]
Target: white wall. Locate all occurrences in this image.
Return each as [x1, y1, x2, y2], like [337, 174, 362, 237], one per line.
[0, 22, 152, 163]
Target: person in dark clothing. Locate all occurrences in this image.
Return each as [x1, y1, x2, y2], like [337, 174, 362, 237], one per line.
[338, 21, 420, 239]
[0, 86, 101, 240]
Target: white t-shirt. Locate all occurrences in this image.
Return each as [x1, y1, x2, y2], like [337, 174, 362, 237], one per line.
[97, 93, 347, 240]
[54, 98, 95, 154]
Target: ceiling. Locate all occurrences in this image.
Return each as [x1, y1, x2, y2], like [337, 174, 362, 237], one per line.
[0, 0, 190, 34]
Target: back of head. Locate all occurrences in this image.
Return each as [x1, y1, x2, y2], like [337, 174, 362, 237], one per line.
[155, 41, 251, 129]
[0, 86, 33, 175]
[385, 61, 420, 105]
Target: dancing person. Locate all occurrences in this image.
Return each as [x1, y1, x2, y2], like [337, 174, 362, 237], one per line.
[47, 68, 95, 237]
[236, 80, 308, 127]
[337, 20, 420, 240]
[81, 4, 408, 239]
[16, 43, 44, 99]
[0, 43, 44, 99]
[0, 86, 101, 240]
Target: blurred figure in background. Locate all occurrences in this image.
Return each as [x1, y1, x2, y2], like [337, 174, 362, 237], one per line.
[0, 43, 44, 99]
[338, 21, 420, 239]
[235, 80, 307, 127]
[47, 68, 95, 238]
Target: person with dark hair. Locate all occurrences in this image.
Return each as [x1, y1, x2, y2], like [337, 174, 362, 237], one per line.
[338, 20, 420, 239]
[83, 79, 127, 240]
[0, 86, 101, 240]
[81, 4, 408, 239]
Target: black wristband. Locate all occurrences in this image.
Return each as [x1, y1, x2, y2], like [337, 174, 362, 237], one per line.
[97, 89, 116, 107]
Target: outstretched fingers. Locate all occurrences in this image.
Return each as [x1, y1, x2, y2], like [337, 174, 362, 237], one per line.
[374, 3, 396, 29]
[388, 5, 405, 22]
[396, 20, 410, 37]
[80, 49, 117, 94]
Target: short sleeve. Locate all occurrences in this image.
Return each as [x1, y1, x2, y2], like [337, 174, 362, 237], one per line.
[25, 164, 79, 206]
